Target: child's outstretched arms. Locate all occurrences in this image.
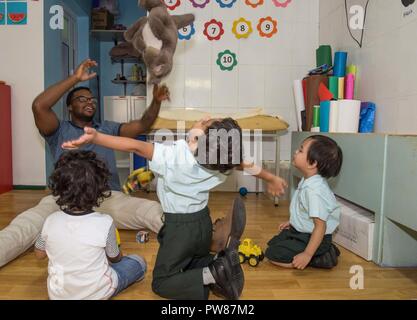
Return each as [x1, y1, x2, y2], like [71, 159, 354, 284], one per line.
[62, 127, 155, 160]
[238, 162, 288, 197]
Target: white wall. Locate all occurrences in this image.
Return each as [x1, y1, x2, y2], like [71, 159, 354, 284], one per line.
[148, 0, 319, 161]
[0, 1, 45, 185]
[320, 0, 417, 134]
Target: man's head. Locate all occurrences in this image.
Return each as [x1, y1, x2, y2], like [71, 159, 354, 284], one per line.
[49, 150, 111, 212]
[66, 87, 97, 122]
[293, 135, 343, 179]
[189, 117, 243, 174]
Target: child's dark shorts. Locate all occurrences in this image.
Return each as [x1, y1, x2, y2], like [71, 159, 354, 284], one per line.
[265, 226, 332, 263]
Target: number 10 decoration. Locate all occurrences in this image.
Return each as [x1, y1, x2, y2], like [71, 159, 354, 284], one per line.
[216, 50, 238, 71]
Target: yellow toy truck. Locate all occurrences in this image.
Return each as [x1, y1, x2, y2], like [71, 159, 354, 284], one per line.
[238, 238, 265, 267]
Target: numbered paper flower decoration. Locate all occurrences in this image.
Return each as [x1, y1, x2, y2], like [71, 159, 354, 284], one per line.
[178, 23, 196, 40]
[189, 0, 211, 9]
[215, 0, 238, 9]
[163, 0, 181, 10]
[232, 18, 253, 39]
[245, 0, 264, 8]
[272, 0, 292, 8]
[203, 19, 224, 41]
[257, 17, 278, 38]
[216, 50, 238, 71]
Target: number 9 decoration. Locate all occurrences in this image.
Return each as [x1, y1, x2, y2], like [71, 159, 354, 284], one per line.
[232, 18, 253, 39]
[178, 23, 196, 40]
[216, 50, 238, 71]
[257, 17, 278, 38]
[203, 19, 225, 41]
[163, 0, 181, 11]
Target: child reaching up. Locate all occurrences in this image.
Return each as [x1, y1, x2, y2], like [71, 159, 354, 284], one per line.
[34, 150, 147, 300]
[62, 117, 287, 300]
[266, 135, 343, 270]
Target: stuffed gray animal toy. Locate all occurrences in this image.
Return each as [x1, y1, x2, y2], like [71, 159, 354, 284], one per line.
[124, 0, 195, 84]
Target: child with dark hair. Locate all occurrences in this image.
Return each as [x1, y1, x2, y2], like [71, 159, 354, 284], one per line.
[266, 135, 343, 270]
[62, 117, 287, 300]
[34, 150, 147, 300]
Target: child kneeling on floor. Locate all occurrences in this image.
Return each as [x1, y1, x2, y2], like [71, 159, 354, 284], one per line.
[34, 150, 147, 299]
[62, 117, 287, 300]
[266, 135, 343, 270]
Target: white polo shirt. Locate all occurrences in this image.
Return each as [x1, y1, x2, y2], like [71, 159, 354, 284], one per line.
[149, 139, 227, 213]
[290, 175, 340, 234]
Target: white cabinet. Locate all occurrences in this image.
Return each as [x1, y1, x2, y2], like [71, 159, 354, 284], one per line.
[103, 96, 147, 186]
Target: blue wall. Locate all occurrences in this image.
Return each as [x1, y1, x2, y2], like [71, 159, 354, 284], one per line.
[43, 0, 97, 180]
[99, 0, 146, 110]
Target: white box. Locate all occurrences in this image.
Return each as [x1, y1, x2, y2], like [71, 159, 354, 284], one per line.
[333, 197, 375, 261]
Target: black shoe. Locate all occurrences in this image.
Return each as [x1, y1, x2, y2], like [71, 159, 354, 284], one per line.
[309, 251, 335, 269]
[208, 248, 244, 300]
[211, 196, 247, 253]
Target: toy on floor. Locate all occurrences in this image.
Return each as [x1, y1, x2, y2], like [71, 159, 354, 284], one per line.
[239, 187, 248, 197]
[124, 0, 195, 84]
[136, 230, 149, 243]
[122, 167, 154, 195]
[238, 238, 265, 267]
[115, 228, 121, 247]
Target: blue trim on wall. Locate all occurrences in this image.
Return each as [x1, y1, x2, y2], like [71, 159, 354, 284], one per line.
[43, 0, 97, 182]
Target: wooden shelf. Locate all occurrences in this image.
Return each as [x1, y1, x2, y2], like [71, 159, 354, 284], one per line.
[91, 29, 126, 42]
[111, 56, 142, 64]
[112, 80, 146, 85]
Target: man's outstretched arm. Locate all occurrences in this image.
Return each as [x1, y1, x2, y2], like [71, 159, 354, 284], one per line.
[119, 84, 170, 138]
[32, 59, 98, 136]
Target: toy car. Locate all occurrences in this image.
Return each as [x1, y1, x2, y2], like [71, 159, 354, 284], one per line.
[238, 238, 265, 267]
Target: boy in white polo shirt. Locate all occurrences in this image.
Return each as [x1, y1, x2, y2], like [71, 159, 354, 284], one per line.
[62, 117, 287, 300]
[34, 150, 147, 299]
[266, 135, 343, 270]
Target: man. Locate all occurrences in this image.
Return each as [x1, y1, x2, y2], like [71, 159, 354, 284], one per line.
[0, 59, 168, 267]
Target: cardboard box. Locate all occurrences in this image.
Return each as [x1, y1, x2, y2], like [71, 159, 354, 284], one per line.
[92, 9, 114, 30]
[333, 197, 375, 261]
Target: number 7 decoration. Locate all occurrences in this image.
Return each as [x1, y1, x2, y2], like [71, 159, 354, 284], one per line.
[257, 17, 278, 38]
[203, 19, 225, 41]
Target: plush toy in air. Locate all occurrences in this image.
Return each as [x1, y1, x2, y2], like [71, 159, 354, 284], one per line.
[124, 0, 195, 84]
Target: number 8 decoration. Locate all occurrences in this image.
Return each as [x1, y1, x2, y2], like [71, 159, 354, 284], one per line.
[203, 19, 225, 41]
[257, 17, 278, 38]
[245, 0, 264, 8]
[178, 23, 196, 40]
[216, 50, 238, 71]
[163, 0, 181, 10]
[272, 0, 292, 8]
[232, 18, 253, 39]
